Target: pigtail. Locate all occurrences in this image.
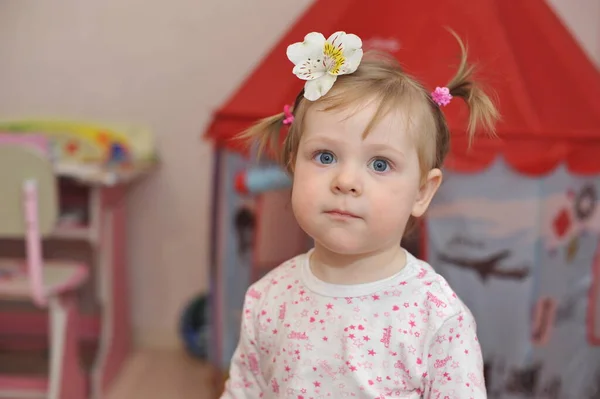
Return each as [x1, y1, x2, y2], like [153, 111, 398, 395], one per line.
[445, 29, 500, 144]
[238, 90, 304, 171]
[237, 112, 287, 163]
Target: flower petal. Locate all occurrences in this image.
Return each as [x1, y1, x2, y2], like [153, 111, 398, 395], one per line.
[292, 59, 327, 81]
[327, 31, 362, 51]
[304, 74, 337, 101]
[326, 31, 347, 47]
[339, 33, 362, 54]
[286, 32, 326, 65]
[338, 48, 363, 75]
[322, 32, 363, 76]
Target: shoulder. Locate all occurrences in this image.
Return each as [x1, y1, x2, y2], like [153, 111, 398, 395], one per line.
[405, 255, 477, 333]
[242, 251, 307, 311]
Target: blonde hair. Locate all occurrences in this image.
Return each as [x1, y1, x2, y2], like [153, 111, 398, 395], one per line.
[238, 30, 500, 178]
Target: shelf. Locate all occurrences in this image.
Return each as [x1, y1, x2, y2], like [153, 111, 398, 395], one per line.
[55, 160, 156, 187]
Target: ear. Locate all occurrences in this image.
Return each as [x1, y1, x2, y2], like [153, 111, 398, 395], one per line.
[411, 168, 443, 218]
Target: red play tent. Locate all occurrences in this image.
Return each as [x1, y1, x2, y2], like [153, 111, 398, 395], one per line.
[205, 0, 600, 175]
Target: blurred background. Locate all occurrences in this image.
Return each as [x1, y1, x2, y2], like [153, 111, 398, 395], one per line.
[0, 0, 598, 398]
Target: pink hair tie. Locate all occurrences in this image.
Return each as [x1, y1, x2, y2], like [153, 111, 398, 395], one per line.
[282, 104, 294, 125]
[431, 87, 453, 107]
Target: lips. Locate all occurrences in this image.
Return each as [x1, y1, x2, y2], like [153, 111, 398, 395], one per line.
[325, 209, 360, 219]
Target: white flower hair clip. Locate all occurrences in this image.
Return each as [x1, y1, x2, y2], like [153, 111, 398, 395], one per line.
[286, 31, 364, 101]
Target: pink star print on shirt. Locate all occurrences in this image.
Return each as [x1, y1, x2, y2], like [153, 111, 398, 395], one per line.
[220, 249, 486, 399]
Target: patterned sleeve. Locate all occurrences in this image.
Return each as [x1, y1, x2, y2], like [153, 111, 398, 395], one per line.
[424, 310, 487, 399]
[220, 289, 266, 399]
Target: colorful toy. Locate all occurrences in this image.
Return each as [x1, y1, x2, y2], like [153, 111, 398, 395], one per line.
[0, 119, 156, 165]
[234, 165, 291, 195]
[179, 293, 211, 359]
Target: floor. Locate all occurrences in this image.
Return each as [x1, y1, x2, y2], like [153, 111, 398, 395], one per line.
[107, 349, 219, 399]
[0, 336, 220, 399]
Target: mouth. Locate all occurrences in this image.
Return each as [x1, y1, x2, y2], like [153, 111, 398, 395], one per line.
[325, 209, 361, 219]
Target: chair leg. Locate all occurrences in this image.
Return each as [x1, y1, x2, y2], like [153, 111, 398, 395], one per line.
[48, 293, 87, 399]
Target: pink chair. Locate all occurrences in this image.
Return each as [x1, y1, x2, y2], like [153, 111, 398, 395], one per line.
[0, 143, 88, 399]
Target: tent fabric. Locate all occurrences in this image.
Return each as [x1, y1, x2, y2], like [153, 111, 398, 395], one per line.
[204, 0, 600, 176]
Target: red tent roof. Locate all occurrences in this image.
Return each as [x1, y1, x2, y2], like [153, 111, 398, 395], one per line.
[205, 0, 600, 176]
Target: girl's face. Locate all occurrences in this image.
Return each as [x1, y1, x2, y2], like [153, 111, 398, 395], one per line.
[291, 99, 442, 257]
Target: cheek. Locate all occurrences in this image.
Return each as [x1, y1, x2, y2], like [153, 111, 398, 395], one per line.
[369, 181, 418, 227]
[291, 179, 305, 214]
[291, 169, 316, 216]
[291, 161, 326, 197]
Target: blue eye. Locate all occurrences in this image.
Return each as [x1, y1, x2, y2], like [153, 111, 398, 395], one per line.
[314, 151, 336, 165]
[370, 158, 390, 172]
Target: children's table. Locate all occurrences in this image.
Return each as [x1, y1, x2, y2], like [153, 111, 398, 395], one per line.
[0, 159, 155, 398]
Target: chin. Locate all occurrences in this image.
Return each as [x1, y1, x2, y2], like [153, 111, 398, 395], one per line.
[312, 231, 371, 255]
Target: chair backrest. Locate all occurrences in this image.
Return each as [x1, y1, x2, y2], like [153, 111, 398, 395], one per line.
[0, 140, 57, 306]
[0, 143, 58, 237]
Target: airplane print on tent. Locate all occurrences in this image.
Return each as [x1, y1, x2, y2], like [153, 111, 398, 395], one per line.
[425, 159, 600, 398]
[428, 184, 600, 254]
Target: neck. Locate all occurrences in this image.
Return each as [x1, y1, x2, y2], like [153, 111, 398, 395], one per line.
[309, 243, 407, 285]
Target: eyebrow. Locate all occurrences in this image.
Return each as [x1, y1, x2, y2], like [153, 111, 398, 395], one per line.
[303, 136, 341, 148]
[363, 143, 406, 159]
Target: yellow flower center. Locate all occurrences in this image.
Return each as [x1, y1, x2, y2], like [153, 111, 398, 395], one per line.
[323, 42, 345, 74]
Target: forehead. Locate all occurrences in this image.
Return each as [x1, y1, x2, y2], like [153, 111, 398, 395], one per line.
[302, 97, 417, 148]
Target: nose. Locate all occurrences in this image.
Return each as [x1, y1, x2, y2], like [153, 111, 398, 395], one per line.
[331, 164, 363, 196]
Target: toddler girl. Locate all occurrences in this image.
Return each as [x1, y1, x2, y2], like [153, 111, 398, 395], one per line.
[220, 29, 499, 399]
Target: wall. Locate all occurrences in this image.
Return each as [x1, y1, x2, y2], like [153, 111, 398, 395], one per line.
[0, 0, 597, 348]
[547, 0, 600, 67]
